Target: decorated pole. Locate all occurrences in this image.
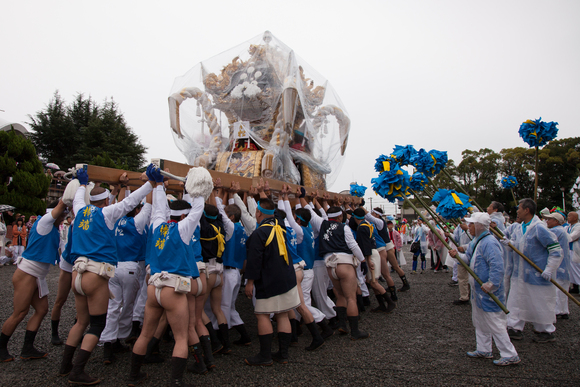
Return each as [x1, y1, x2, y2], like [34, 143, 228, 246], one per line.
[404, 197, 509, 314]
[371, 148, 508, 314]
[518, 117, 559, 203]
[534, 146, 539, 202]
[408, 189, 460, 248]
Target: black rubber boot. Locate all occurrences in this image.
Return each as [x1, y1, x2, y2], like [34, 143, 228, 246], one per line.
[305, 322, 325, 351]
[317, 319, 334, 339]
[335, 307, 349, 335]
[232, 324, 251, 346]
[244, 334, 273, 366]
[143, 337, 164, 364]
[0, 332, 13, 362]
[217, 323, 231, 354]
[59, 344, 77, 376]
[127, 353, 147, 386]
[103, 342, 115, 365]
[290, 319, 299, 346]
[348, 316, 369, 340]
[20, 330, 47, 360]
[187, 344, 208, 375]
[399, 275, 410, 291]
[68, 349, 100, 385]
[328, 316, 339, 330]
[272, 332, 291, 364]
[112, 338, 130, 353]
[125, 321, 141, 345]
[199, 335, 215, 369]
[169, 357, 192, 387]
[383, 292, 397, 313]
[52, 320, 63, 345]
[356, 294, 365, 313]
[362, 296, 371, 306]
[388, 286, 398, 302]
[371, 294, 388, 313]
[205, 323, 223, 354]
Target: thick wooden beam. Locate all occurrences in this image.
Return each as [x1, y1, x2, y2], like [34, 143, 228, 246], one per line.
[87, 160, 361, 204]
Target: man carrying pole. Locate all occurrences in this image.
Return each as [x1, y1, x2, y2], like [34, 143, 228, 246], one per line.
[449, 212, 520, 366]
[505, 198, 563, 343]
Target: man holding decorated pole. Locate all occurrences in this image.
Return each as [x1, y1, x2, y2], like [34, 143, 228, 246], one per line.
[505, 198, 563, 343]
[449, 212, 520, 366]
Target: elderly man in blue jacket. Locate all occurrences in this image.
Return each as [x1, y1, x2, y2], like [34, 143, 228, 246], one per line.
[450, 212, 520, 366]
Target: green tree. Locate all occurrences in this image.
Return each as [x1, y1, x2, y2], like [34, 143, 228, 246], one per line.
[0, 129, 50, 216]
[537, 137, 580, 211]
[455, 148, 501, 208]
[29, 92, 146, 171]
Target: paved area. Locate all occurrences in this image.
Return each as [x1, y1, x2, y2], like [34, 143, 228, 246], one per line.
[1, 245, 579, 386]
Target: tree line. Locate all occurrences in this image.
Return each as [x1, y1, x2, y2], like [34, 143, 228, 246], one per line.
[430, 138, 580, 216]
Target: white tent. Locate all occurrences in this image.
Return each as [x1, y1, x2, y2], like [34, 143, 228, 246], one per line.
[0, 116, 29, 137]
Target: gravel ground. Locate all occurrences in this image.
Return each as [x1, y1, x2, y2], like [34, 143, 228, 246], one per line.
[1, 245, 579, 386]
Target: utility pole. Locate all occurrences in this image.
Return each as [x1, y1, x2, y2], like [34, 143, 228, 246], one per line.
[369, 197, 373, 211]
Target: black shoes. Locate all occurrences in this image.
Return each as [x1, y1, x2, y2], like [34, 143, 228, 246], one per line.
[452, 299, 469, 305]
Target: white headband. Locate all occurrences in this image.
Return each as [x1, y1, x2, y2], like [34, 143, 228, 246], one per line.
[90, 189, 110, 202]
[372, 209, 382, 216]
[170, 209, 190, 216]
[326, 211, 342, 218]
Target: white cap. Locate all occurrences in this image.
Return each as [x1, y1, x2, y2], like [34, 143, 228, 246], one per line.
[543, 212, 565, 224]
[540, 207, 551, 217]
[464, 212, 491, 227]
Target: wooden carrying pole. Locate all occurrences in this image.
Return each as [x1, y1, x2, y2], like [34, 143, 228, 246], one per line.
[85, 159, 359, 204]
[404, 196, 509, 314]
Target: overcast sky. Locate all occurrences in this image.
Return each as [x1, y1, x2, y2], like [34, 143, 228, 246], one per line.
[2, 0, 579, 213]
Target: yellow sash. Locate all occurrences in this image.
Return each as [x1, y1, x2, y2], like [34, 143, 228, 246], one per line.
[359, 222, 374, 238]
[260, 219, 289, 265]
[200, 224, 225, 258]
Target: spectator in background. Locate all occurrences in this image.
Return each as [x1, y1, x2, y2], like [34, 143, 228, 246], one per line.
[12, 218, 27, 258]
[1, 241, 16, 265]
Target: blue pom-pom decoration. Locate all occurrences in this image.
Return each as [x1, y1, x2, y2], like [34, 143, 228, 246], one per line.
[374, 154, 392, 173]
[391, 145, 417, 166]
[409, 172, 428, 191]
[429, 149, 448, 175]
[350, 183, 367, 198]
[518, 117, 558, 148]
[501, 176, 518, 189]
[431, 189, 473, 219]
[371, 160, 410, 203]
[410, 148, 433, 176]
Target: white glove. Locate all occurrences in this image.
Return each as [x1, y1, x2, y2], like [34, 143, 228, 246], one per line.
[481, 282, 494, 294]
[500, 238, 510, 247]
[541, 268, 553, 281]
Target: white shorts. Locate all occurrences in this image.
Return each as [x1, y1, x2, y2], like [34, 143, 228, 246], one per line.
[59, 257, 73, 273]
[206, 258, 223, 287]
[17, 257, 51, 298]
[254, 286, 301, 314]
[385, 241, 395, 251]
[365, 249, 382, 281]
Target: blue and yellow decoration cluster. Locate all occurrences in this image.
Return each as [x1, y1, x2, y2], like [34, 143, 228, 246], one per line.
[349, 183, 367, 198]
[518, 117, 558, 148]
[371, 145, 448, 203]
[501, 176, 518, 189]
[431, 189, 473, 219]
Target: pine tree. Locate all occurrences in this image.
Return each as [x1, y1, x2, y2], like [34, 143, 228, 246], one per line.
[29, 92, 146, 171]
[0, 129, 50, 216]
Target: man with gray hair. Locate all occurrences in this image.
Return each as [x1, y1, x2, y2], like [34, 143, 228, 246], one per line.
[505, 198, 563, 343]
[449, 212, 520, 366]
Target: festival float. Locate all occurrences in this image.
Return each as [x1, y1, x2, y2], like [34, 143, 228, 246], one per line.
[166, 30, 350, 192]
